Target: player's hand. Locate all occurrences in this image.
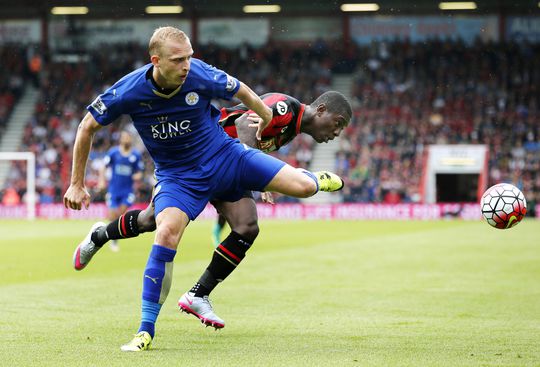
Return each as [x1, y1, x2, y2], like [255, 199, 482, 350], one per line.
[248, 106, 272, 140]
[247, 113, 263, 139]
[63, 184, 91, 210]
[246, 113, 261, 123]
[261, 192, 275, 204]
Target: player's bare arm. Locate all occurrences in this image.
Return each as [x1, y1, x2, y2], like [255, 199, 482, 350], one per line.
[234, 83, 272, 140]
[63, 112, 103, 210]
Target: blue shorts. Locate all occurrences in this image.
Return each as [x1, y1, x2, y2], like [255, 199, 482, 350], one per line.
[153, 142, 285, 220]
[106, 192, 135, 209]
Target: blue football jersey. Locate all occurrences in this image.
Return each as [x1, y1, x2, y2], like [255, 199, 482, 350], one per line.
[87, 59, 241, 172]
[104, 147, 143, 195]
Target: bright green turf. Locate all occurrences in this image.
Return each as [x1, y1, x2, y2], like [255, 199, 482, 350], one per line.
[0, 219, 539, 366]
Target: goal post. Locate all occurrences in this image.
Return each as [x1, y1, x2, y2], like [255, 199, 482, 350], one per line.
[0, 152, 36, 220]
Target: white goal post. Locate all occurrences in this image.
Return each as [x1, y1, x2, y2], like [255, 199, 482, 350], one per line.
[0, 152, 36, 220]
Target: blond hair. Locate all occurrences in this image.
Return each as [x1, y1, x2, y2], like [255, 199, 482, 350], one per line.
[149, 26, 189, 57]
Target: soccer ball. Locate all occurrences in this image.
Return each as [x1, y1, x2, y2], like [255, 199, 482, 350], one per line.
[481, 183, 527, 229]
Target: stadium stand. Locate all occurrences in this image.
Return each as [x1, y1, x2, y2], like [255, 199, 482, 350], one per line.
[0, 42, 333, 204]
[0, 39, 538, 215]
[0, 45, 27, 136]
[339, 39, 539, 215]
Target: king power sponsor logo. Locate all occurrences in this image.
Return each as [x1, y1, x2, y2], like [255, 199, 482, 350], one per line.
[150, 116, 192, 140]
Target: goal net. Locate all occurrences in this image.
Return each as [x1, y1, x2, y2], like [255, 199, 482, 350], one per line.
[0, 152, 36, 219]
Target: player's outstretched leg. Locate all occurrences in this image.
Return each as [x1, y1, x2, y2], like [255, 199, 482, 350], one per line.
[93, 209, 143, 247]
[73, 221, 106, 270]
[72, 210, 139, 270]
[263, 164, 344, 198]
[72, 206, 157, 271]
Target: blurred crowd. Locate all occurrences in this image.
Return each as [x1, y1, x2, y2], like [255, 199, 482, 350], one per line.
[0, 44, 28, 137]
[1, 41, 339, 205]
[1, 38, 538, 214]
[338, 39, 539, 214]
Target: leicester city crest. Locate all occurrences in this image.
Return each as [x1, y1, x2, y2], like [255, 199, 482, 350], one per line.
[185, 92, 199, 106]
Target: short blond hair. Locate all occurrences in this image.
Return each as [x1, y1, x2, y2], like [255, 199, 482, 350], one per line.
[149, 26, 189, 57]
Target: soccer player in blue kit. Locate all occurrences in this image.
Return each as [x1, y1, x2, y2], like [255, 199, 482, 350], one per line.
[99, 130, 143, 251]
[63, 26, 344, 352]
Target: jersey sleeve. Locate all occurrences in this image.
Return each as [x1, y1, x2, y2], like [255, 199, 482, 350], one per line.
[197, 60, 241, 100]
[262, 95, 299, 133]
[86, 84, 126, 126]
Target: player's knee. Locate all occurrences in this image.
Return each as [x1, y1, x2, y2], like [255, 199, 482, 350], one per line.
[231, 220, 259, 243]
[156, 222, 181, 247]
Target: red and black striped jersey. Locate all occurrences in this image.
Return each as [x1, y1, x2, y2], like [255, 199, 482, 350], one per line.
[219, 93, 305, 153]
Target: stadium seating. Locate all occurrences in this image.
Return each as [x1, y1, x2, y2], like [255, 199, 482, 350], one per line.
[339, 39, 539, 213]
[0, 45, 28, 136]
[0, 39, 538, 213]
[1, 42, 329, 204]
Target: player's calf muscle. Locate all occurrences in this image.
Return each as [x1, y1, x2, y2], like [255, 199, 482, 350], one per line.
[138, 208, 157, 232]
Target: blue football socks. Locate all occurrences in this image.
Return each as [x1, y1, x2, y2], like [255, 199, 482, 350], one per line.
[139, 300, 162, 338]
[138, 244, 176, 338]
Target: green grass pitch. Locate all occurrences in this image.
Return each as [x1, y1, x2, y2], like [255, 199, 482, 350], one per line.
[0, 219, 539, 366]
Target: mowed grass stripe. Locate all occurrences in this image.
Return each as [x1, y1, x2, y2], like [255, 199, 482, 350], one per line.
[0, 219, 451, 286]
[0, 220, 538, 366]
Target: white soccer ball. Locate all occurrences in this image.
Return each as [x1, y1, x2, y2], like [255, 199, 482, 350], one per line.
[480, 183, 527, 229]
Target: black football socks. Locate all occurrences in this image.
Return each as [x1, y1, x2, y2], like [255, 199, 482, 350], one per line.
[91, 209, 141, 247]
[190, 231, 253, 297]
